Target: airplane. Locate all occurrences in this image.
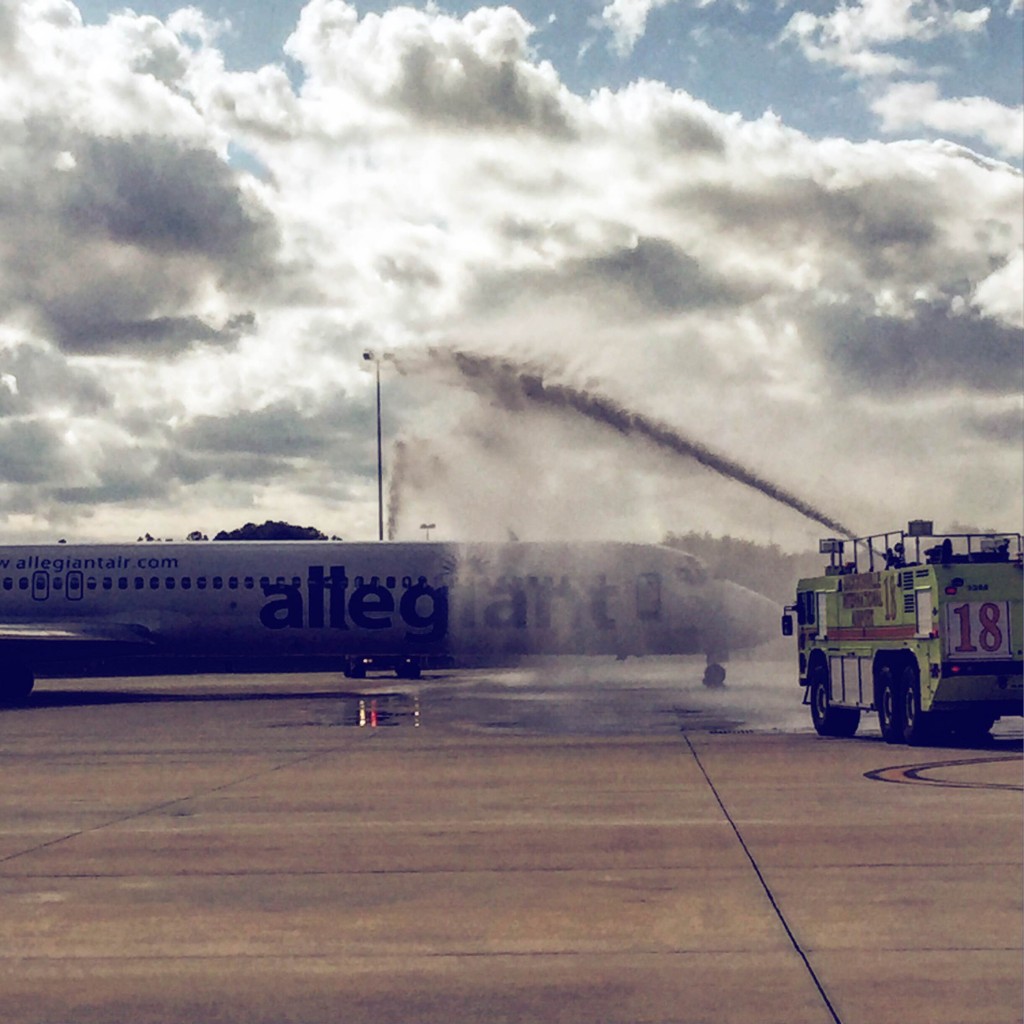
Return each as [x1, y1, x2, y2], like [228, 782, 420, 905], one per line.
[0, 540, 780, 701]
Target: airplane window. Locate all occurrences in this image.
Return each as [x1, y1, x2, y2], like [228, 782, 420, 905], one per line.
[197, 577, 207, 590]
[2, 578, 11, 590]
[149, 577, 160, 590]
[291, 576, 300, 587]
[245, 577, 254, 589]
[259, 577, 269, 589]
[19, 577, 28, 590]
[229, 577, 238, 590]
[182, 578, 192, 590]
[166, 577, 176, 590]
[134, 577, 144, 590]
[386, 576, 396, 588]
[213, 577, 223, 590]
[119, 578, 128, 590]
[53, 577, 63, 590]
[88, 578, 98, 591]
[103, 578, 113, 590]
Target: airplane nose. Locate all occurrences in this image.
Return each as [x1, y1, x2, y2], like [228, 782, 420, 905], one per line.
[717, 581, 781, 650]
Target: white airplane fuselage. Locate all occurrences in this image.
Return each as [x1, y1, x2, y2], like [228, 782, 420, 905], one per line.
[0, 540, 779, 697]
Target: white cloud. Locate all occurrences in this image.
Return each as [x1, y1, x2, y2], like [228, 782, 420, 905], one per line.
[283, 0, 574, 135]
[598, 0, 747, 56]
[0, 0, 1019, 546]
[972, 249, 1024, 328]
[0, 0, 216, 141]
[782, 2, 1016, 174]
[600, 0, 680, 56]
[872, 82, 1024, 159]
[784, 1, 990, 77]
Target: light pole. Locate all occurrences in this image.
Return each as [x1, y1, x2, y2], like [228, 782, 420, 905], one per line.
[363, 350, 384, 541]
[420, 523, 436, 541]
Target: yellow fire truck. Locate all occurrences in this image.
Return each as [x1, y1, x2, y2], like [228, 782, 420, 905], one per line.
[782, 521, 1023, 745]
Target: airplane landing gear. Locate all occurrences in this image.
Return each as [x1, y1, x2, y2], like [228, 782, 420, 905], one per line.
[0, 662, 35, 704]
[702, 656, 727, 688]
[343, 660, 367, 679]
[343, 656, 422, 680]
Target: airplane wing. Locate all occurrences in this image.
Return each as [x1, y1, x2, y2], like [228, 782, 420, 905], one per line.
[0, 621, 155, 645]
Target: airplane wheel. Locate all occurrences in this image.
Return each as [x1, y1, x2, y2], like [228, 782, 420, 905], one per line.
[877, 664, 903, 744]
[0, 663, 34, 704]
[702, 663, 726, 688]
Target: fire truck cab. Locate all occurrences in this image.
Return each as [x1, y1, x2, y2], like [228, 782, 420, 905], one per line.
[781, 521, 1023, 745]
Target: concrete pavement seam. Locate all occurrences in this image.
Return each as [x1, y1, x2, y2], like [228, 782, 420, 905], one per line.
[682, 734, 844, 1024]
[0, 746, 341, 867]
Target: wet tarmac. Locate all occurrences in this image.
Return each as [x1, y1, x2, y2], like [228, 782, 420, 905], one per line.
[1, 655, 1021, 1023]
[20, 654, 1023, 742]
[17, 655, 844, 734]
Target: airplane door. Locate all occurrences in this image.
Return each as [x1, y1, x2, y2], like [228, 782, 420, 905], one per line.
[637, 573, 662, 620]
[32, 571, 50, 602]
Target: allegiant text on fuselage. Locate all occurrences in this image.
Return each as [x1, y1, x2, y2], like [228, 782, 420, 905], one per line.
[257, 566, 630, 643]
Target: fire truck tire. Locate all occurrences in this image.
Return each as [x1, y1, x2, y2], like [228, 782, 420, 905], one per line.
[876, 663, 904, 744]
[899, 664, 933, 746]
[809, 663, 860, 737]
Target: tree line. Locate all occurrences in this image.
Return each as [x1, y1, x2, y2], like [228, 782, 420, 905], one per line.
[151, 521, 820, 601]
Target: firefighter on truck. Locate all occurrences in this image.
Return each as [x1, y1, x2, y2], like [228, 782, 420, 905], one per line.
[781, 521, 1023, 745]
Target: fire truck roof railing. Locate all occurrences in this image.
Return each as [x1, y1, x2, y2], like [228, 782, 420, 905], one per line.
[818, 525, 1023, 576]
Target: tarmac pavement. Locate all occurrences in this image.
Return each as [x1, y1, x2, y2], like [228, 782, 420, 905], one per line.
[0, 660, 1020, 1024]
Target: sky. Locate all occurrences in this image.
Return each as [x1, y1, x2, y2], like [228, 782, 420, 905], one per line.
[0, 0, 1021, 551]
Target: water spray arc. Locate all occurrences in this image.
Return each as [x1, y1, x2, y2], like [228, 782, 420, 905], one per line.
[387, 439, 408, 542]
[414, 347, 855, 540]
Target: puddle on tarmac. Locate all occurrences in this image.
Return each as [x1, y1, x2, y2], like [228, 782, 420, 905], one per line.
[308, 666, 752, 735]
[318, 693, 422, 728]
[299, 658, 1021, 741]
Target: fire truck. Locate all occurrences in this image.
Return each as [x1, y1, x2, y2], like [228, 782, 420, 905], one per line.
[782, 521, 1023, 745]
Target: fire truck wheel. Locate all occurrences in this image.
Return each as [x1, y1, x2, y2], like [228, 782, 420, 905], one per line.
[899, 663, 933, 746]
[809, 663, 860, 737]
[876, 664, 903, 744]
